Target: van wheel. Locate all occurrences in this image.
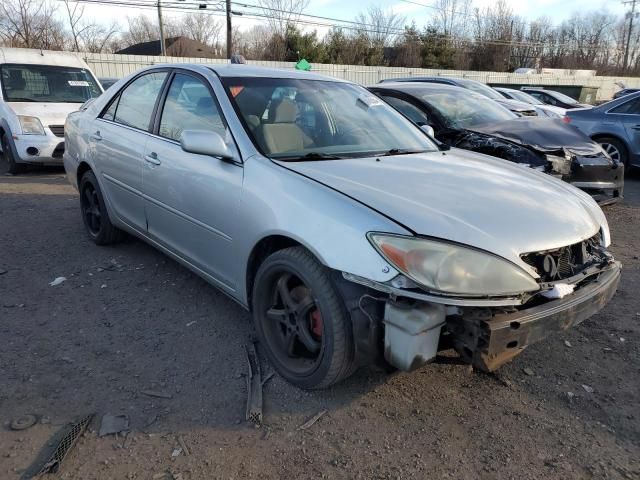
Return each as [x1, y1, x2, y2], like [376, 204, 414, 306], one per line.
[79, 170, 125, 245]
[1, 134, 23, 174]
[252, 247, 355, 389]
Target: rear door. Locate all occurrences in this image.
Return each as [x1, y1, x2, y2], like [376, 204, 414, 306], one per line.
[93, 70, 168, 231]
[142, 70, 243, 292]
[606, 97, 640, 155]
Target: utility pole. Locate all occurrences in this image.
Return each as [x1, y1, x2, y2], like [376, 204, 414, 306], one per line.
[623, 0, 638, 72]
[157, 1, 166, 56]
[226, 0, 232, 59]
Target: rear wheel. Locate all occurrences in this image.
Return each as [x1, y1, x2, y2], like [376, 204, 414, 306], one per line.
[598, 137, 627, 167]
[1, 134, 23, 174]
[79, 170, 125, 245]
[252, 247, 355, 389]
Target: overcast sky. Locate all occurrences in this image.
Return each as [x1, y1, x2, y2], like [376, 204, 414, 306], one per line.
[75, 0, 628, 37]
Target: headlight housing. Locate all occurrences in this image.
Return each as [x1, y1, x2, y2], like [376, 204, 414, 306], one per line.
[545, 153, 572, 175]
[368, 234, 539, 296]
[18, 115, 45, 135]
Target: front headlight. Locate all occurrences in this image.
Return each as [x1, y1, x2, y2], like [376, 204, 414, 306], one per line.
[18, 116, 45, 135]
[368, 234, 539, 296]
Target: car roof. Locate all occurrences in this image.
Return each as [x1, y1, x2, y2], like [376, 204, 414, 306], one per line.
[0, 47, 90, 69]
[494, 87, 518, 92]
[207, 64, 350, 82]
[371, 82, 471, 96]
[380, 76, 460, 85]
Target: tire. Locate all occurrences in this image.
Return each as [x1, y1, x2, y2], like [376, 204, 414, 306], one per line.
[252, 246, 355, 389]
[1, 134, 23, 174]
[598, 137, 628, 168]
[79, 170, 125, 245]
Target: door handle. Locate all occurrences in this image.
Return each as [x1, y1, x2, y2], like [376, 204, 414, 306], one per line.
[89, 131, 102, 141]
[144, 152, 161, 166]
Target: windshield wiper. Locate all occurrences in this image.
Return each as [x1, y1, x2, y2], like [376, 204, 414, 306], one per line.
[378, 148, 428, 156]
[8, 97, 37, 102]
[275, 152, 344, 161]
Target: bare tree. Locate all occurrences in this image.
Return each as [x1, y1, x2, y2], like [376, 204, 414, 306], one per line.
[0, 0, 62, 48]
[355, 6, 405, 47]
[179, 13, 222, 47]
[258, 0, 309, 36]
[431, 0, 471, 38]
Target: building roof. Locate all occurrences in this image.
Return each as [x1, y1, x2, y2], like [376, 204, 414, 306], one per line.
[116, 36, 217, 57]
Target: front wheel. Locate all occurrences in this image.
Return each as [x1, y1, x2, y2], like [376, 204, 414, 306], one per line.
[251, 247, 355, 389]
[1, 134, 23, 174]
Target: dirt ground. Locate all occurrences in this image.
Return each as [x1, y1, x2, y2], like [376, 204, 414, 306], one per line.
[0, 163, 638, 480]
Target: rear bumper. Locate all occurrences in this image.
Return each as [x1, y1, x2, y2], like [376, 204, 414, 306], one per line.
[469, 261, 621, 371]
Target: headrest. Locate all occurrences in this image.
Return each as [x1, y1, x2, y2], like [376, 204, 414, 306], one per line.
[271, 98, 298, 123]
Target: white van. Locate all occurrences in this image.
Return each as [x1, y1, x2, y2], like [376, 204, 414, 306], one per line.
[0, 48, 102, 173]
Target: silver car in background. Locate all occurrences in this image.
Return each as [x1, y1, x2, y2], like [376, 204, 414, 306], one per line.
[63, 65, 620, 389]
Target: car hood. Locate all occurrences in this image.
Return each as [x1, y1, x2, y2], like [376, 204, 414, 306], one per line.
[494, 98, 536, 112]
[468, 118, 601, 155]
[7, 102, 83, 126]
[535, 105, 567, 117]
[278, 150, 606, 274]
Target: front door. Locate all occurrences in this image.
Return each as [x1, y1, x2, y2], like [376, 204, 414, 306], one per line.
[142, 71, 243, 292]
[93, 71, 168, 231]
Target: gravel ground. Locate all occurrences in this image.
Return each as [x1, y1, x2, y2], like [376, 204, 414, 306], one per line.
[0, 164, 638, 480]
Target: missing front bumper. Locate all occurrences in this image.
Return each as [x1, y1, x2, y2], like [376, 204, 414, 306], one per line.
[449, 262, 621, 371]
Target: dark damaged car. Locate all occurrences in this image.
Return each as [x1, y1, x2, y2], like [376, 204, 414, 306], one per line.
[370, 83, 624, 205]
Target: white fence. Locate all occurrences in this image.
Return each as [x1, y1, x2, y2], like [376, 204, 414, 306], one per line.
[83, 52, 640, 102]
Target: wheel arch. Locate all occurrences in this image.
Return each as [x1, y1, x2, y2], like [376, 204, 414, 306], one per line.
[245, 234, 323, 311]
[76, 161, 92, 186]
[591, 133, 629, 164]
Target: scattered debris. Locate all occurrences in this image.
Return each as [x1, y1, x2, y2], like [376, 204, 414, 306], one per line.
[145, 414, 159, 428]
[567, 392, 575, 399]
[0, 268, 7, 275]
[141, 390, 173, 399]
[99, 414, 129, 437]
[153, 472, 170, 479]
[564, 340, 572, 348]
[171, 447, 182, 457]
[10, 414, 37, 431]
[582, 384, 594, 393]
[620, 337, 626, 343]
[245, 342, 263, 425]
[603, 347, 612, 352]
[298, 410, 328, 430]
[37, 414, 94, 475]
[177, 436, 190, 456]
[49, 277, 66, 286]
[100, 284, 107, 289]
[523, 367, 535, 376]
[185, 321, 196, 327]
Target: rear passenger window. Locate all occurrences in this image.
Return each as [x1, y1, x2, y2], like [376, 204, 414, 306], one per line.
[109, 72, 167, 131]
[159, 73, 226, 141]
[611, 98, 640, 114]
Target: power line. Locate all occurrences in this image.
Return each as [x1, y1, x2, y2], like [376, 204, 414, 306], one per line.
[64, 0, 617, 52]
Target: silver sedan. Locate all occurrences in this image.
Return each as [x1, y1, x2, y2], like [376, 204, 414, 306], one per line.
[63, 65, 620, 389]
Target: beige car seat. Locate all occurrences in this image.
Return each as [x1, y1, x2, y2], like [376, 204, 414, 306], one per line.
[260, 98, 313, 154]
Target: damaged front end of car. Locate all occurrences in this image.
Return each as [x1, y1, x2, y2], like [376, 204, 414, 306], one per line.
[439, 128, 624, 205]
[340, 232, 621, 373]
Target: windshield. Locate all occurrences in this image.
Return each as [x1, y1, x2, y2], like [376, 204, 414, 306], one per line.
[1, 64, 101, 103]
[546, 90, 578, 105]
[456, 79, 504, 100]
[422, 91, 516, 129]
[222, 77, 438, 159]
[505, 90, 543, 105]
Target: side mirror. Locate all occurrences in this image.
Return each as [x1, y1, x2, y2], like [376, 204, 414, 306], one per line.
[180, 129, 233, 160]
[420, 124, 435, 137]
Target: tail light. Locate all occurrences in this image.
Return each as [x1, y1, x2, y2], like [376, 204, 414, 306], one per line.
[562, 115, 571, 124]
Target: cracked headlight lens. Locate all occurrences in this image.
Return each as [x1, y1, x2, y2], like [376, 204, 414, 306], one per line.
[18, 115, 45, 135]
[545, 154, 572, 175]
[369, 234, 539, 296]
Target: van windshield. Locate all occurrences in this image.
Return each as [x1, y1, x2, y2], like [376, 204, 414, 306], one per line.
[1, 64, 101, 103]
